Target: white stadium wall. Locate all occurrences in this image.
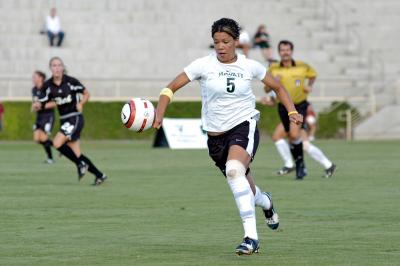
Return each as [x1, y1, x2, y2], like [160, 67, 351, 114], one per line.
[0, 0, 399, 114]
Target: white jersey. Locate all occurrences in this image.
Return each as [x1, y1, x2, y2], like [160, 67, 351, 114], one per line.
[184, 53, 267, 132]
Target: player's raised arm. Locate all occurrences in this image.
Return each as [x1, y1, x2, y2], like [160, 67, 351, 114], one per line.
[261, 73, 303, 125]
[153, 72, 191, 129]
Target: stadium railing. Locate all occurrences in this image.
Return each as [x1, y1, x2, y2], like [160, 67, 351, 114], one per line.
[0, 76, 376, 114]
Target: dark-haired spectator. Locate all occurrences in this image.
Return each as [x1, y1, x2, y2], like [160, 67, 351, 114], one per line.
[46, 8, 65, 47]
[254, 25, 275, 64]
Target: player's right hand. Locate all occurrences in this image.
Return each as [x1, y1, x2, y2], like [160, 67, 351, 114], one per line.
[289, 113, 303, 125]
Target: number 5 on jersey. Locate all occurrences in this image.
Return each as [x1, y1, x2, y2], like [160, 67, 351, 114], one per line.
[226, 77, 235, 93]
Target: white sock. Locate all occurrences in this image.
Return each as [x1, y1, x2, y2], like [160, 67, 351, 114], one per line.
[226, 160, 258, 240]
[275, 139, 294, 168]
[306, 143, 333, 169]
[254, 186, 271, 210]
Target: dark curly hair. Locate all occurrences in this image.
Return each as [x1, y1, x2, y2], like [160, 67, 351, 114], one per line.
[211, 18, 241, 40]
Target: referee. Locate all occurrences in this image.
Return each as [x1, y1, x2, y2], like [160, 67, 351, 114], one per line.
[265, 40, 316, 180]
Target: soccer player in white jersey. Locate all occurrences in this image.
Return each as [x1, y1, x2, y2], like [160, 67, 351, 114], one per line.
[153, 18, 303, 255]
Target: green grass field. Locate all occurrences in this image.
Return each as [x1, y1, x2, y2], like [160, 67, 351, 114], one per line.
[0, 140, 399, 265]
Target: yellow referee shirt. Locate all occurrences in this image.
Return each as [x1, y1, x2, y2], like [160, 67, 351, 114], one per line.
[268, 60, 317, 104]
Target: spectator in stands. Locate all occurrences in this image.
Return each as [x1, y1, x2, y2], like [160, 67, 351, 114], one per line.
[0, 102, 4, 131]
[45, 8, 65, 47]
[253, 25, 275, 65]
[238, 27, 251, 57]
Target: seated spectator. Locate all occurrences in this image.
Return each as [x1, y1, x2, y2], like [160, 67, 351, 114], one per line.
[46, 8, 65, 47]
[254, 24, 275, 64]
[238, 27, 251, 57]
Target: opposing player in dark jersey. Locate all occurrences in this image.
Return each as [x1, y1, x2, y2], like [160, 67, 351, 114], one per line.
[33, 57, 107, 185]
[31, 71, 55, 163]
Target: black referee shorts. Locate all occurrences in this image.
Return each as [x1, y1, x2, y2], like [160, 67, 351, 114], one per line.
[278, 101, 309, 132]
[60, 114, 84, 141]
[33, 113, 54, 134]
[207, 118, 259, 177]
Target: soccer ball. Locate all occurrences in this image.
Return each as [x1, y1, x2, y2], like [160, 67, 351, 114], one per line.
[121, 98, 155, 132]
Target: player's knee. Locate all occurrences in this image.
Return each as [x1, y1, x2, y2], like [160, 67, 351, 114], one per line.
[226, 160, 246, 180]
[52, 140, 63, 149]
[273, 135, 284, 143]
[271, 134, 281, 142]
[33, 133, 40, 143]
[288, 132, 300, 142]
[39, 135, 47, 143]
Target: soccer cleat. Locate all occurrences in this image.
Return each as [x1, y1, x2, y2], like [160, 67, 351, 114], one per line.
[44, 158, 54, 164]
[324, 164, 337, 178]
[235, 237, 260, 256]
[295, 160, 307, 180]
[262, 192, 279, 230]
[77, 161, 88, 181]
[277, 166, 294, 176]
[93, 174, 107, 186]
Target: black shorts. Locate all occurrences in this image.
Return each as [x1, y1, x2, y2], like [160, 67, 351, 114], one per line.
[278, 101, 309, 132]
[60, 114, 84, 141]
[33, 113, 55, 134]
[207, 118, 259, 177]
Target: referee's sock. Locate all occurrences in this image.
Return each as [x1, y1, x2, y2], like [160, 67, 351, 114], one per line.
[290, 139, 304, 163]
[41, 140, 53, 160]
[57, 144, 79, 165]
[274, 139, 294, 168]
[79, 154, 103, 178]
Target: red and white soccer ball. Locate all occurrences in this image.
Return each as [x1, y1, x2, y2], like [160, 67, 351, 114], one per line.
[121, 98, 155, 132]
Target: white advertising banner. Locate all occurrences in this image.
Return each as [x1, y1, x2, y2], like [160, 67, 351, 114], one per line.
[161, 118, 208, 149]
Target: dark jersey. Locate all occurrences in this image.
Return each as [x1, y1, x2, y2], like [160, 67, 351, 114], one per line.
[254, 32, 270, 48]
[40, 75, 86, 117]
[32, 87, 54, 116]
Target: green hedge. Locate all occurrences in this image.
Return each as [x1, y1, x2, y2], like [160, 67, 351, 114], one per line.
[317, 101, 360, 139]
[0, 101, 355, 140]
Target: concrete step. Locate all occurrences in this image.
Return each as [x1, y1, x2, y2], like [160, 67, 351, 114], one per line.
[321, 43, 349, 55]
[310, 31, 338, 43]
[333, 55, 369, 66]
[295, 50, 330, 63]
[299, 19, 325, 30]
[354, 105, 400, 140]
[344, 68, 371, 79]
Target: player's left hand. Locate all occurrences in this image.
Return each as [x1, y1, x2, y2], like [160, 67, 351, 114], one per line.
[303, 86, 312, 93]
[77, 103, 83, 112]
[260, 96, 275, 106]
[289, 113, 303, 125]
[32, 102, 41, 111]
[153, 114, 163, 129]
